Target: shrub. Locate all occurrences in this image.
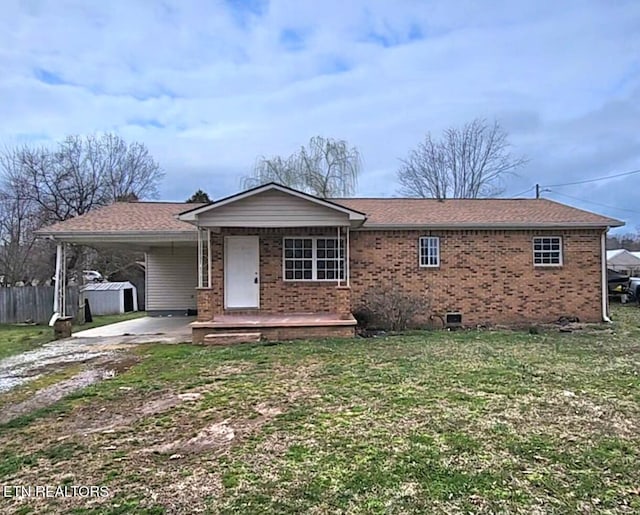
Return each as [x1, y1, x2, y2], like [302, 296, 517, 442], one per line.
[357, 285, 429, 331]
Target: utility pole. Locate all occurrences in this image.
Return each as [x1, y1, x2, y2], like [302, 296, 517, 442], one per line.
[535, 184, 540, 199]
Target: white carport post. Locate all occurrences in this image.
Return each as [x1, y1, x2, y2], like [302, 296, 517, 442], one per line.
[345, 226, 350, 287]
[337, 226, 341, 287]
[52, 241, 67, 319]
[197, 228, 203, 288]
[197, 228, 212, 288]
[336, 226, 350, 287]
[207, 229, 212, 288]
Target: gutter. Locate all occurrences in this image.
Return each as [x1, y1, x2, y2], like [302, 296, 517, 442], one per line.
[355, 222, 622, 230]
[601, 229, 612, 323]
[35, 231, 197, 242]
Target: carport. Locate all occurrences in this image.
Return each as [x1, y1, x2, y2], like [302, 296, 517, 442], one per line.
[34, 202, 203, 323]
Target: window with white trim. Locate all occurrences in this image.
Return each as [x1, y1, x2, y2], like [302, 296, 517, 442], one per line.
[533, 236, 563, 266]
[283, 237, 345, 281]
[419, 236, 440, 267]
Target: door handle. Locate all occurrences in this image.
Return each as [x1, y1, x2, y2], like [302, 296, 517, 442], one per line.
[254, 277, 259, 284]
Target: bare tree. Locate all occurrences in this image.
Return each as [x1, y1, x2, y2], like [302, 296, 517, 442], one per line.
[0, 133, 163, 283]
[4, 134, 163, 225]
[242, 136, 361, 197]
[0, 184, 37, 284]
[398, 119, 527, 199]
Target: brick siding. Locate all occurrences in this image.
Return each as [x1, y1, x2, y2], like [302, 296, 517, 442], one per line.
[200, 227, 603, 326]
[213, 228, 345, 315]
[349, 229, 603, 326]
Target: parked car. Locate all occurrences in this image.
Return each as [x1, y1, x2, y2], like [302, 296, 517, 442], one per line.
[83, 270, 104, 283]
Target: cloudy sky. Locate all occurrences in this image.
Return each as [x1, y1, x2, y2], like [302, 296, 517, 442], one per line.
[1, 0, 639, 232]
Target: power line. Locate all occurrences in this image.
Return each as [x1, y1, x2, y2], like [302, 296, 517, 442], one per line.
[542, 168, 640, 188]
[507, 186, 535, 198]
[546, 190, 640, 215]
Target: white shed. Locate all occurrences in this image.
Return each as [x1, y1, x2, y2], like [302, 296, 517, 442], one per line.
[81, 281, 138, 315]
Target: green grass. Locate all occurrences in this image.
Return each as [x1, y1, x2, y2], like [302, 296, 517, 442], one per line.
[0, 312, 146, 360]
[0, 305, 639, 513]
[0, 325, 52, 360]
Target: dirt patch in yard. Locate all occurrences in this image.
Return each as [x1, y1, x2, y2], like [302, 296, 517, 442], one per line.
[69, 391, 187, 435]
[0, 353, 141, 425]
[148, 401, 285, 456]
[0, 370, 102, 424]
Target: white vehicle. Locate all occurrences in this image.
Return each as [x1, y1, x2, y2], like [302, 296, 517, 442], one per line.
[83, 270, 104, 283]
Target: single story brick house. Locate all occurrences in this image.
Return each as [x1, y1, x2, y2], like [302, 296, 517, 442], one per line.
[37, 183, 623, 342]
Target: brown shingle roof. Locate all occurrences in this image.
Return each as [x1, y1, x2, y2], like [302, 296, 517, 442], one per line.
[37, 202, 203, 235]
[333, 198, 623, 227]
[36, 197, 622, 237]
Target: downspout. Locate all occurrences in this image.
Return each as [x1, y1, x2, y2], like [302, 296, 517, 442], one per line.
[601, 229, 612, 323]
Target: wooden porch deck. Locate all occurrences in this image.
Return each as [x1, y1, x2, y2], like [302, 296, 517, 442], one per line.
[191, 312, 357, 344]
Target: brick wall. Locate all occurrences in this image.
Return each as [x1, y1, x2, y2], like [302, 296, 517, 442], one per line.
[201, 227, 603, 325]
[212, 228, 345, 315]
[349, 229, 603, 326]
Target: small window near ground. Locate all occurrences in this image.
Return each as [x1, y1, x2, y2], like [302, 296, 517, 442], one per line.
[419, 236, 440, 267]
[533, 236, 562, 266]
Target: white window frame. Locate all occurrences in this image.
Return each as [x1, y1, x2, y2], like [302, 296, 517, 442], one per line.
[533, 236, 563, 267]
[283, 236, 345, 281]
[419, 236, 440, 268]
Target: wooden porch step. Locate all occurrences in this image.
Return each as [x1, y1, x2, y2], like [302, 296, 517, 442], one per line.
[202, 332, 262, 346]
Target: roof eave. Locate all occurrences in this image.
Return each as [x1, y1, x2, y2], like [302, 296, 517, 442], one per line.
[357, 221, 624, 230]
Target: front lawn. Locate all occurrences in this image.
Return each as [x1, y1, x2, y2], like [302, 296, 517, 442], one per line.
[0, 312, 146, 360]
[1, 306, 639, 513]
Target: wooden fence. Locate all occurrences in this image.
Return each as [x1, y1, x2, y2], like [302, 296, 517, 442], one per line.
[0, 286, 78, 324]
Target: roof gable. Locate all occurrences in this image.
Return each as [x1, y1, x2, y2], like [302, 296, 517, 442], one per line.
[178, 183, 366, 223]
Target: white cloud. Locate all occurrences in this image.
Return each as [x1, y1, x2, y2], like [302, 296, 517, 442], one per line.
[0, 0, 639, 232]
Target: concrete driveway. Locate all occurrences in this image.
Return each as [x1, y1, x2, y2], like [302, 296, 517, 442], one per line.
[73, 316, 194, 342]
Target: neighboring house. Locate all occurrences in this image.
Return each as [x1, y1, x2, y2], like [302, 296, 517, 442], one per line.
[37, 183, 623, 342]
[606, 249, 640, 276]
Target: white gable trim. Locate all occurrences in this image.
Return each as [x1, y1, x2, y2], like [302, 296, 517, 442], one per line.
[178, 183, 367, 223]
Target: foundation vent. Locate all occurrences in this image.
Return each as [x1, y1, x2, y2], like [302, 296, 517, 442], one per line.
[445, 312, 462, 328]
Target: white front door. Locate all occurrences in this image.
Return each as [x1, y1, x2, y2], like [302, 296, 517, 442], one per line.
[224, 236, 260, 309]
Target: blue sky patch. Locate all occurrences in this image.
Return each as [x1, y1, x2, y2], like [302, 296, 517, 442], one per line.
[34, 68, 66, 86]
[224, 0, 267, 26]
[128, 118, 165, 129]
[280, 28, 306, 50]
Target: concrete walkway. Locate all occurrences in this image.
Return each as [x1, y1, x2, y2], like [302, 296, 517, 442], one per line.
[73, 316, 194, 339]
